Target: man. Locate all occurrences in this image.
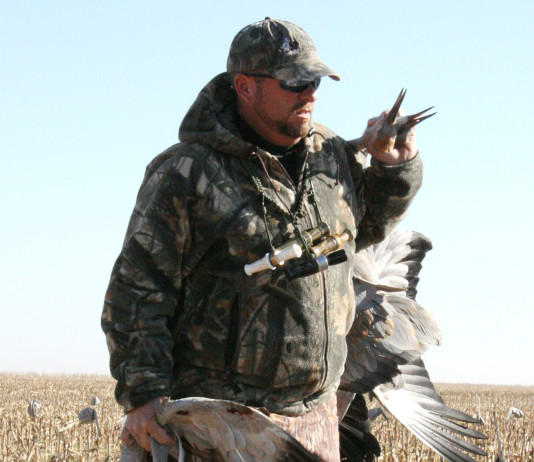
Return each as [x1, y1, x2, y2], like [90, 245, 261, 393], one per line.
[102, 17, 422, 461]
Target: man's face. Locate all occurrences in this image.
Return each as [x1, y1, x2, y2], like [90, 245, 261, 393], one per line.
[250, 76, 318, 146]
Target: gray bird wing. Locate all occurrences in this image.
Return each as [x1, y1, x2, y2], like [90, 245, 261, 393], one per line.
[340, 230, 440, 394]
[337, 391, 381, 462]
[373, 359, 487, 462]
[338, 230, 487, 462]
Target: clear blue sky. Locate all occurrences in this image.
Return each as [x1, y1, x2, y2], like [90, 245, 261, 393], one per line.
[2, 1, 533, 385]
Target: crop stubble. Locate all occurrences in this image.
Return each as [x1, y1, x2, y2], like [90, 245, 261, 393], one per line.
[1, 374, 532, 461]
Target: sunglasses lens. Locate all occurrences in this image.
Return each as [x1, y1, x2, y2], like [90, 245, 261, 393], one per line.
[280, 78, 321, 93]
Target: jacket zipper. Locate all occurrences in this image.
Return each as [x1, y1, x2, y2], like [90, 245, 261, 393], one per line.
[319, 270, 329, 389]
[277, 154, 330, 391]
[264, 150, 330, 391]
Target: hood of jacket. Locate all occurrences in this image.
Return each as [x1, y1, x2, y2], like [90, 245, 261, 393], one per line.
[178, 72, 259, 159]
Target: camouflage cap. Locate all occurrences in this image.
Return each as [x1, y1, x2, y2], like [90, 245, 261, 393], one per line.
[227, 17, 340, 86]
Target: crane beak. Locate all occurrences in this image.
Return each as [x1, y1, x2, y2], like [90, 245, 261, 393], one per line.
[388, 89, 437, 129]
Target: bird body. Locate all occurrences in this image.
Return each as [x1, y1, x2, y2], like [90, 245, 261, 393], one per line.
[120, 398, 322, 462]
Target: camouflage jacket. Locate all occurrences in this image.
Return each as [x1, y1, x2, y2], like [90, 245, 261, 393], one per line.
[102, 73, 423, 415]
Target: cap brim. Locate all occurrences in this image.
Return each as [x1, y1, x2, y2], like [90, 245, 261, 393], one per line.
[270, 58, 340, 86]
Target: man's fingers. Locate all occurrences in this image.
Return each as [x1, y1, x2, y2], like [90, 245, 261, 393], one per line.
[119, 398, 175, 453]
[128, 421, 174, 452]
[123, 418, 152, 452]
[407, 125, 416, 141]
[366, 114, 381, 128]
[148, 421, 175, 446]
[121, 426, 137, 447]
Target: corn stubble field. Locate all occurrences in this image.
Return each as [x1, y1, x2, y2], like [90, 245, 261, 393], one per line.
[1, 374, 532, 461]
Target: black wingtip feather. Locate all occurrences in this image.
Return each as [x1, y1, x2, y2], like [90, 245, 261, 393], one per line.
[339, 394, 381, 461]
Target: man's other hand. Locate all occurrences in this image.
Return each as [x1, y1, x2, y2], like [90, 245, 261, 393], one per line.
[364, 109, 418, 165]
[121, 396, 175, 452]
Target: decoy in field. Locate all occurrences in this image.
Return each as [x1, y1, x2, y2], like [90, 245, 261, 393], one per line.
[493, 412, 506, 461]
[78, 406, 98, 424]
[78, 406, 102, 438]
[505, 407, 524, 422]
[59, 405, 101, 438]
[27, 398, 41, 418]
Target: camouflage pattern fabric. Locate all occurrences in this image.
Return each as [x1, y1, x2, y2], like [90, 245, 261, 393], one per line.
[226, 17, 340, 86]
[269, 393, 340, 461]
[101, 72, 423, 417]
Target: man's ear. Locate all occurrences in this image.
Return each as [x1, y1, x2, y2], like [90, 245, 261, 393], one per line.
[233, 74, 256, 103]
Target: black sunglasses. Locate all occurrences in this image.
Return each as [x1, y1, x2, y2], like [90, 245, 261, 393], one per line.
[243, 72, 321, 93]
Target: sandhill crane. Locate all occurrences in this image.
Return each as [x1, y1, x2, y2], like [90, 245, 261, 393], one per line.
[120, 398, 322, 461]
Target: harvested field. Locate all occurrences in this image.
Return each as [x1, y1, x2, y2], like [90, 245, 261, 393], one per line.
[369, 383, 533, 461]
[1, 374, 532, 461]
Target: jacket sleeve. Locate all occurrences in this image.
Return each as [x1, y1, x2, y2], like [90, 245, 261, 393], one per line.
[101, 154, 193, 412]
[355, 153, 423, 251]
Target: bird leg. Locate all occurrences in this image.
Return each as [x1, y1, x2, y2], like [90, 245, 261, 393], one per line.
[395, 105, 436, 147]
[385, 88, 407, 125]
[398, 106, 436, 130]
[348, 89, 436, 153]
